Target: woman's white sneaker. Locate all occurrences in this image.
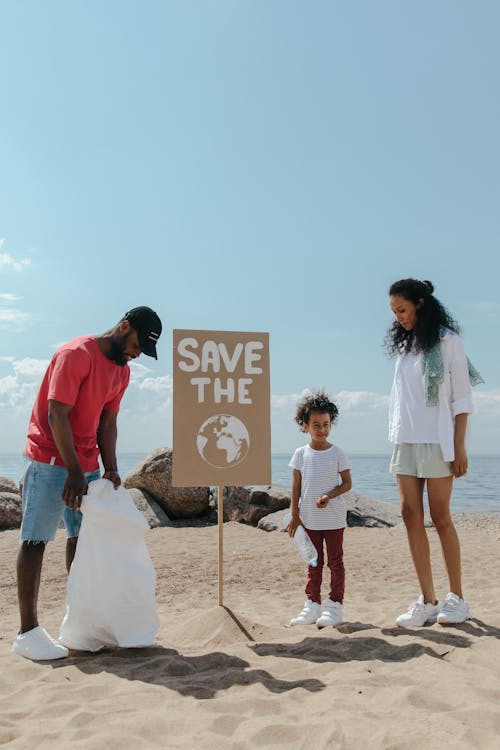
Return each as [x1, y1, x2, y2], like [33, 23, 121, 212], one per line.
[316, 599, 343, 628]
[396, 595, 440, 628]
[290, 600, 321, 626]
[437, 593, 471, 625]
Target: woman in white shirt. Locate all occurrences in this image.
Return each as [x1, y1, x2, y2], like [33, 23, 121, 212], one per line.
[387, 278, 483, 628]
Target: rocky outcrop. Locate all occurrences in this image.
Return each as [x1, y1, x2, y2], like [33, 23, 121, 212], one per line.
[0, 491, 22, 529]
[222, 484, 291, 526]
[345, 491, 400, 527]
[257, 508, 289, 532]
[0, 477, 19, 494]
[257, 491, 401, 531]
[126, 487, 173, 528]
[123, 448, 210, 519]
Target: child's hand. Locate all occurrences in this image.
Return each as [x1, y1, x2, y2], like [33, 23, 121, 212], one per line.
[316, 494, 330, 509]
[287, 514, 301, 538]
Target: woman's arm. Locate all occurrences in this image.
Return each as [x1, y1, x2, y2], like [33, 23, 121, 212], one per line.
[446, 334, 472, 478]
[452, 413, 468, 478]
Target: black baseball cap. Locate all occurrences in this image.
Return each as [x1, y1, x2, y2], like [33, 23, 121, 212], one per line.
[123, 306, 162, 359]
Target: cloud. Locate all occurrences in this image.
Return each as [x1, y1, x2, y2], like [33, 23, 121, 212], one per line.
[271, 389, 389, 415]
[0, 242, 33, 330]
[0, 241, 31, 273]
[0, 357, 50, 412]
[120, 363, 173, 416]
[0, 306, 32, 329]
[270, 388, 392, 453]
[473, 389, 500, 418]
[269, 388, 498, 454]
[11, 357, 50, 378]
[1, 356, 497, 456]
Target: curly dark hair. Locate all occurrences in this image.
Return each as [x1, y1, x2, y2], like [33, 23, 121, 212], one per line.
[294, 391, 339, 431]
[385, 278, 460, 356]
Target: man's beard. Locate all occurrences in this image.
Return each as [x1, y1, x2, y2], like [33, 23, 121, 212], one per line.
[109, 334, 130, 366]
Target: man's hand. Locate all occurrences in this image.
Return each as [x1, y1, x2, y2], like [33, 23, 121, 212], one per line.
[62, 467, 88, 509]
[103, 470, 121, 489]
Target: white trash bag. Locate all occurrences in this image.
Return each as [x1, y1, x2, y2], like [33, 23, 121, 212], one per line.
[59, 478, 160, 651]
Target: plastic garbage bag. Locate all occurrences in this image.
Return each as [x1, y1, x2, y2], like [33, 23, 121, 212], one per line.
[59, 478, 160, 651]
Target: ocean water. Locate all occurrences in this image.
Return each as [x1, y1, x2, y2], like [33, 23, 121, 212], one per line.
[1, 453, 498, 514]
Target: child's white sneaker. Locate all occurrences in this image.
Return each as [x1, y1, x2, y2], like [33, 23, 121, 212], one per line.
[316, 599, 343, 628]
[396, 595, 440, 628]
[290, 600, 321, 626]
[437, 593, 471, 625]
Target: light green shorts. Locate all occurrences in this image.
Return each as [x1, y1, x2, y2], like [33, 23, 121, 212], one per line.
[389, 443, 452, 479]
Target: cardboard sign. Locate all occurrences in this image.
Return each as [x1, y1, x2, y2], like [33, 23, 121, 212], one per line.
[172, 330, 271, 486]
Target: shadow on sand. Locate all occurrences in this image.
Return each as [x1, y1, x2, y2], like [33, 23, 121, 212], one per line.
[253, 615, 500, 666]
[49, 645, 324, 699]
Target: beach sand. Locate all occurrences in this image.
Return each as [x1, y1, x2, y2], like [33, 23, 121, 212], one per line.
[1, 517, 500, 749]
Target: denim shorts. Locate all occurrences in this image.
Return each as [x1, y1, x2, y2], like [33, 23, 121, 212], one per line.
[20, 460, 100, 542]
[389, 443, 452, 479]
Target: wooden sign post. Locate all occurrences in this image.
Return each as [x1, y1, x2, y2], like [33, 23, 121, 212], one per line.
[172, 330, 271, 606]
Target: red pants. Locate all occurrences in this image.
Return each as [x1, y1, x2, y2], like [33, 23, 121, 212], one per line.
[305, 527, 345, 605]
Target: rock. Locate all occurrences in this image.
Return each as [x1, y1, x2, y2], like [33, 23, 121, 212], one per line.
[223, 484, 291, 526]
[257, 492, 401, 531]
[126, 487, 173, 528]
[123, 448, 210, 519]
[0, 491, 22, 529]
[258, 508, 289, 532]
[345, 491, 400, 527]
[0, 477, 20, 494]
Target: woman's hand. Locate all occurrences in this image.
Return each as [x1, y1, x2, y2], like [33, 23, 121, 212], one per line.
[451, 445, 468, 478]
[316, 494, 330, 508]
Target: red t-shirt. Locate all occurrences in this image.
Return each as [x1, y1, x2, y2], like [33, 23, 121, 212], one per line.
[25, 336, 130, 471]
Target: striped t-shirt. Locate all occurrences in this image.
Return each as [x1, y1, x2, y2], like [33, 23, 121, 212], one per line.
[289, 444, 350, 530]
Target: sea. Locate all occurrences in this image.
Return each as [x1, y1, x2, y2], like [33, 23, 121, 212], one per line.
[1, 452, 498, 515]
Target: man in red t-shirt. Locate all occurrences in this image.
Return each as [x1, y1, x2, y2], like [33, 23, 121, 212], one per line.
[13, 306, 162, 661]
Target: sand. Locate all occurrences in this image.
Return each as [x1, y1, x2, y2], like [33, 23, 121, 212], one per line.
[1, 516, 500, 749]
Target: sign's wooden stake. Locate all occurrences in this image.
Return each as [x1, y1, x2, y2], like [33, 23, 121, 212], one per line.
[218, 485, 224, 606]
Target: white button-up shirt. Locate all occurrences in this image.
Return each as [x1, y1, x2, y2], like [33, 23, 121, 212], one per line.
[389, 329, 473, 461]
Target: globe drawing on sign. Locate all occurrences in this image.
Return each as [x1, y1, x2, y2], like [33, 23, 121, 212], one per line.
[197, 414, 250, 469]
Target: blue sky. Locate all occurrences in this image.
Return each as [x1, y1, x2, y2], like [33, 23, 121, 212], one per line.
[1, 1, 499, 457]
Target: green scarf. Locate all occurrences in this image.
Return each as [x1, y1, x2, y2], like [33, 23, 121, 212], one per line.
[422, 338, 484, 407]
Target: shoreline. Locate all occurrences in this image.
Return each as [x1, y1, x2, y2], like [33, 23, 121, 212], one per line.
[1, 452, 499, 516]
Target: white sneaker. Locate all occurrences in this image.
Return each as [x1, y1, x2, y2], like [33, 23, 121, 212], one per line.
[12, 626, 69, 661]
[396, 595, 440, 628]
[290, 600, 321, 626]
[437, 593, 471, 625]
[316, 599, 343, 628]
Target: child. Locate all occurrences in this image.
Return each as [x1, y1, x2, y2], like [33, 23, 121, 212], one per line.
[288, 392, 352, 628]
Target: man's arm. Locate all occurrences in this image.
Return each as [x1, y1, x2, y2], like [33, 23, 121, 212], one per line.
[48, 399, 87, 507]
[97, 409, 121, 488]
